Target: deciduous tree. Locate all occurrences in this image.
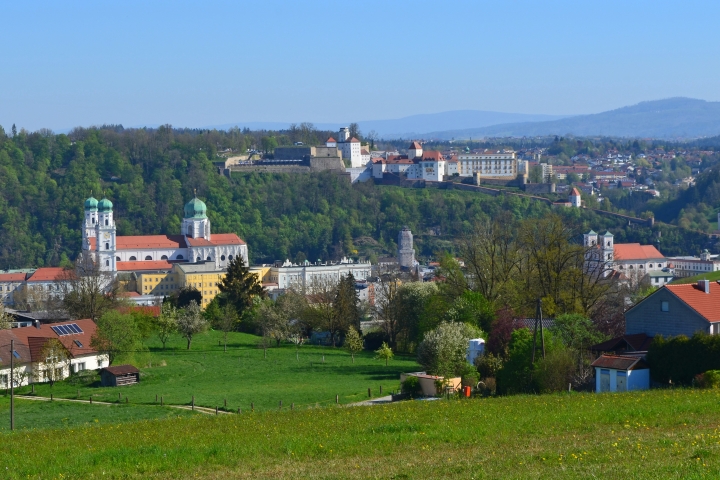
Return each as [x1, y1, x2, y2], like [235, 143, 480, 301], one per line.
[176, 301, 207, 350]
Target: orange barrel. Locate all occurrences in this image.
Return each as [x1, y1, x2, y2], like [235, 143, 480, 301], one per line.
[464, 386, 471, 397]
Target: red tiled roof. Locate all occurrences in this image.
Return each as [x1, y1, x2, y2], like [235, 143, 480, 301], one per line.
[116, 235, 186, 250]
[326, 137, 336, 143]
[348, 137, 360, 143]
[408, 141, 422, 150]
[119, 305, 161, 317]
[591, 354, 648, 370]
[614, 244, 665, 261]
[422, 151, 444, 161]
[116, 260, 173, 272]
[27, 267, 66, 282]
[10, 319, 98, 361]
[591, 333, 654, 352]
[210, 233, 246, 246]
[570, 187, 581, 197]
[0, 273, 26, 282]
[664, 283, 720, 322]
[360, 149, 370, 155]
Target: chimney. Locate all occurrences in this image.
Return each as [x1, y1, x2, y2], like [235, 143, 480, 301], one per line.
[34, 319, 41, 329]
[698, 279, 710, 294]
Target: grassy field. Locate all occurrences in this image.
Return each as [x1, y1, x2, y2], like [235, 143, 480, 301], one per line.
[20, 330, 420, 411]
[2, 389, 720, 478]
[0, 397, 197, 431]
[671, 270, 720, 284]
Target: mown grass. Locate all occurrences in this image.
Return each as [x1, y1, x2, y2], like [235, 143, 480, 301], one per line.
[0, 397, 197, 431]
[670, 270, 720, 284]
[20, 330, 420, 411]
[2, 389, 720, 478]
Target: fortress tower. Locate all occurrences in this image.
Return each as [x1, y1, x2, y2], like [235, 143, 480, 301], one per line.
[398, 227, 416, 269]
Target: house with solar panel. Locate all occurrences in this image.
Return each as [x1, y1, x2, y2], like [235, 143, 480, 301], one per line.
[0, 319, 104, 387]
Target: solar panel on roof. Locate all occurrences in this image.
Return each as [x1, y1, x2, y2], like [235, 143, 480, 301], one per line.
[52, 323, 84, 336]
[12, 351, 20, 359]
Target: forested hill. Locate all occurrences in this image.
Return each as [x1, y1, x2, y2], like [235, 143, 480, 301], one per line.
[0, 126, 713, 270]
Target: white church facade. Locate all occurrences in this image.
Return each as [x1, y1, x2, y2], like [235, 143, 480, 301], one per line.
[81, 195, 248, 274]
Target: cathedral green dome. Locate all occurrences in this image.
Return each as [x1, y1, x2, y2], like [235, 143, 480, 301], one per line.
[84, 196, 98, 211]
[98, 198, 113, 213]
[184, 197, 207, 219]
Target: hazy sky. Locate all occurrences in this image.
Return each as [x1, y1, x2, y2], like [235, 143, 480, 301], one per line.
[1, 0, 719, 131]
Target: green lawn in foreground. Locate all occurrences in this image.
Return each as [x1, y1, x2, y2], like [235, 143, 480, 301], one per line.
[21, 330, 420, 411]
[0, 397, 197, 431]
[2, 389, 720, 478]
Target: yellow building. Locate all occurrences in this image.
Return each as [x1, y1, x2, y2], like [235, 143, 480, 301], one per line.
[174, 263, 226, 308]
[133, 262, 273, 309]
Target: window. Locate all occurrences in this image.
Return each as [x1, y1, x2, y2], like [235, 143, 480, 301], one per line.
[73, 362, 86, 373]
[105, 260, 109, 267]
[187, 225, 193, 236]
[177, 255, 184, 260]
[161, 255, 168, 260]
[74, 340, 83, 348]
[129, 256, 137, 261]
[207, 256, 212, 261]
[661, 301, 669, 312]
[229, 255, 233, 261]
[0, 374, 7, 387]
[221, 255, 226, 261]
[145, 255, 152, 261]
[12, 350, 20, 359]
[105, 219, 109, 226]
[105, 242, 109, 250]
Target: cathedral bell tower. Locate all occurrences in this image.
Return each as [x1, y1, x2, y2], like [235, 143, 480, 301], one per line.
[95, 197, 117, 272]
[82, 194, 99, 251]
[182, 194, 211, 241]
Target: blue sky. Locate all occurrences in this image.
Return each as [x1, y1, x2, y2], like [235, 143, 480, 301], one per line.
[1, 0, 718, 131]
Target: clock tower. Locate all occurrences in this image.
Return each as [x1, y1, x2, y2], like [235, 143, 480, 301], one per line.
[95, 197, 117, 272]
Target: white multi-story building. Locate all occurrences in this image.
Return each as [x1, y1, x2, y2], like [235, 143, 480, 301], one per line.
[81, 195, 248, 274]
[335, 128, 364, 167]
[667, 250, 720, 278]
[458, 149, 517, 178]
[264, 258, 372, 291]
[0, 273, 26, 306]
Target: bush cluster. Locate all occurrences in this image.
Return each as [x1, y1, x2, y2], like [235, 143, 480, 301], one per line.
[647, 333, 720, 385]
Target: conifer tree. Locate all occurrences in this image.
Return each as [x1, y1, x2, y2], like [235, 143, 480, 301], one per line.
[218, 255, 266, 317]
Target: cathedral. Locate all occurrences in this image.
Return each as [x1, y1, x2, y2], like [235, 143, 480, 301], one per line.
[81, 195, 248, 273]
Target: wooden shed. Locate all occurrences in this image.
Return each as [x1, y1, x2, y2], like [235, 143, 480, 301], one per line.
[99, 365, 140, 387]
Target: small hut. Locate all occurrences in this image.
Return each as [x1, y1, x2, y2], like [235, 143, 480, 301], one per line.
[100, 365, 140, 387]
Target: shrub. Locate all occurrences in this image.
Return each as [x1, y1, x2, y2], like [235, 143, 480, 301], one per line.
[363, 330, 388, 351]
[475, 352, 503, 379]
[478, 377, 497, 396]
[417, 321, 482, 377]
[647, 333, 720, 385]
[402, 376, 421, 396]
[460, 364, 479, 388]
[696, 370, 720, 389]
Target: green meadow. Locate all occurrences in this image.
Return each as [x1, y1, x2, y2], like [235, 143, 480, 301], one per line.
[0, 397, 197, 432]
[20, 330, 420, 411]
[2, 389, 720, 478]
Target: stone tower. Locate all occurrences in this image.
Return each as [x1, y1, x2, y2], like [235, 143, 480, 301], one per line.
[398, 227, 415, 269]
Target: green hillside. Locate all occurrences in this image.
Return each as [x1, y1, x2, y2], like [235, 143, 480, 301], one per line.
[671, 270, 720, 284]
[0, 126, 715, 269]
[2, 389, 720, 478]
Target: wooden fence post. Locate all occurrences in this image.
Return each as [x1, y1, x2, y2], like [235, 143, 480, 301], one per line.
[215, 406, 218, 415]
[50, 393, 53, 401]
[237, 407, 241, 414]
[380, 386, 382, 395]
[291, 403, 294, 411]
[251, 402, 254, 412]
[279, 400, 282, 410]
[335, 394, 339, 404]
[89, 396, 92, 404]
[368, 388, 371, 398]
[224, 398, 227, 409]
[192, 396, 195, 411]
[126, 397, 128, 403]
[155, 394, 158, 403]
[161, 396, 163, 406]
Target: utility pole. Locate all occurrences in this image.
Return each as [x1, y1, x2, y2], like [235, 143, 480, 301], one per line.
[531, 298, 546, 365]
[10, 339, 14, 431]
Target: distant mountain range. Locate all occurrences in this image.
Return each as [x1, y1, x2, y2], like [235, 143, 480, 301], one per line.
[421, 98, 720, 140]
[203, 97, 720, 140]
